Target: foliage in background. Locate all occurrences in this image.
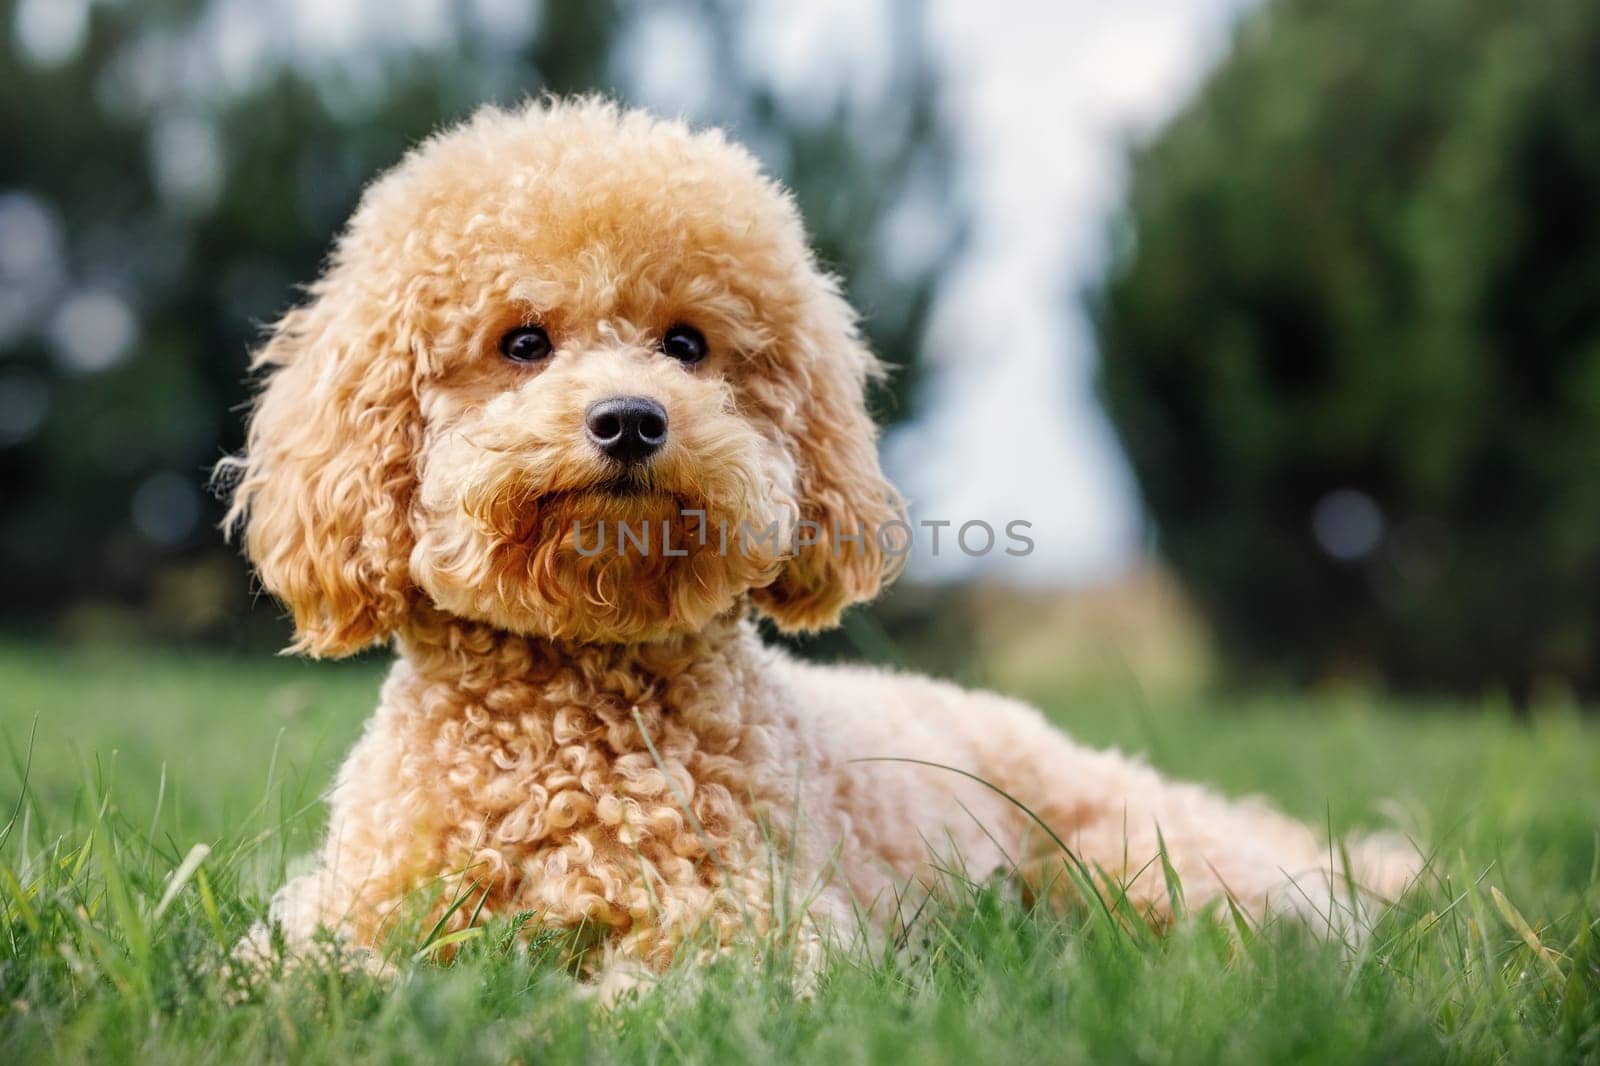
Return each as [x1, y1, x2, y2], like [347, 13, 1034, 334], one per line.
[1096, 0, 1600, 698]
[0, 0, 958, 648]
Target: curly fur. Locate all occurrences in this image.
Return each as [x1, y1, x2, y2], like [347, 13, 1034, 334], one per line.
[221, 97, 1419, 981]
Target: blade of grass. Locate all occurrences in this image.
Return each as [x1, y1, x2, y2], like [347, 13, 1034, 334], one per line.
[1155, 827, 1186, 921]
[1490, 886, 1562, 983]
[0, 716, 38, 852]
[195, 865, 228, 945]
[85, 773, 150, 972]
[1, 863, 42, 936]
[152, 842, 212, 926]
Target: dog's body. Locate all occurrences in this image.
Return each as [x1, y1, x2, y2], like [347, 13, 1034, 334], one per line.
[226, 99, 1416, 981]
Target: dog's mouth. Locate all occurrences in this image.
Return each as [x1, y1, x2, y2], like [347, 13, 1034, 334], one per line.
[597, 473, 655, 499]
[467, 465, 733, 549]
[534, 475, 687, 518]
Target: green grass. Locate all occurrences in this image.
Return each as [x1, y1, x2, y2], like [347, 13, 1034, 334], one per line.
[1, 641, 1597, 1063]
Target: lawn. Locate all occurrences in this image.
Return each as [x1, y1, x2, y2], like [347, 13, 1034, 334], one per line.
[0, 641, 1597, 1063]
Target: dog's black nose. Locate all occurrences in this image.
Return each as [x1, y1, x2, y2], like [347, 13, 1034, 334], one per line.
[585, 396, 668, 465]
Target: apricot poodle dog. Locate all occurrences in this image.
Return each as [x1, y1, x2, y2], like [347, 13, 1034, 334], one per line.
[221, 97, 1417, 986]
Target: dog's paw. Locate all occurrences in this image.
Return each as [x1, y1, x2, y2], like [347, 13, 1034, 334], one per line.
[582, 960, 660, 1008]
[222, 918, 386, 1002]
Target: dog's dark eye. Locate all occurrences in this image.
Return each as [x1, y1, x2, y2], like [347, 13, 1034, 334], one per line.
[660, 325, 708, 365]
[499, 325, 552, 363]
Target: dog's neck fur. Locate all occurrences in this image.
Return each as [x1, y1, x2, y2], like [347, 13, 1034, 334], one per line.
[394, 603, 769, 724]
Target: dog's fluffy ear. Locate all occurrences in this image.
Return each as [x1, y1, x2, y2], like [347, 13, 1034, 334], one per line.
[218, 282, 419, 657]
[750, 277, 905, 632]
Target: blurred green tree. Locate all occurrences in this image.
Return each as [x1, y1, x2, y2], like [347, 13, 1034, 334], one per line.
[1096, 0, 1600, 699]
[0, 0, 958, 647]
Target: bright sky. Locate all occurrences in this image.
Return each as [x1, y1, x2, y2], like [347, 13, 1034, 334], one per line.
[891, 0, 1252, 584]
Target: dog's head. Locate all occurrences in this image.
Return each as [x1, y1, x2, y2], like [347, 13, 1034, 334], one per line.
[222, 99, 903, 654]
